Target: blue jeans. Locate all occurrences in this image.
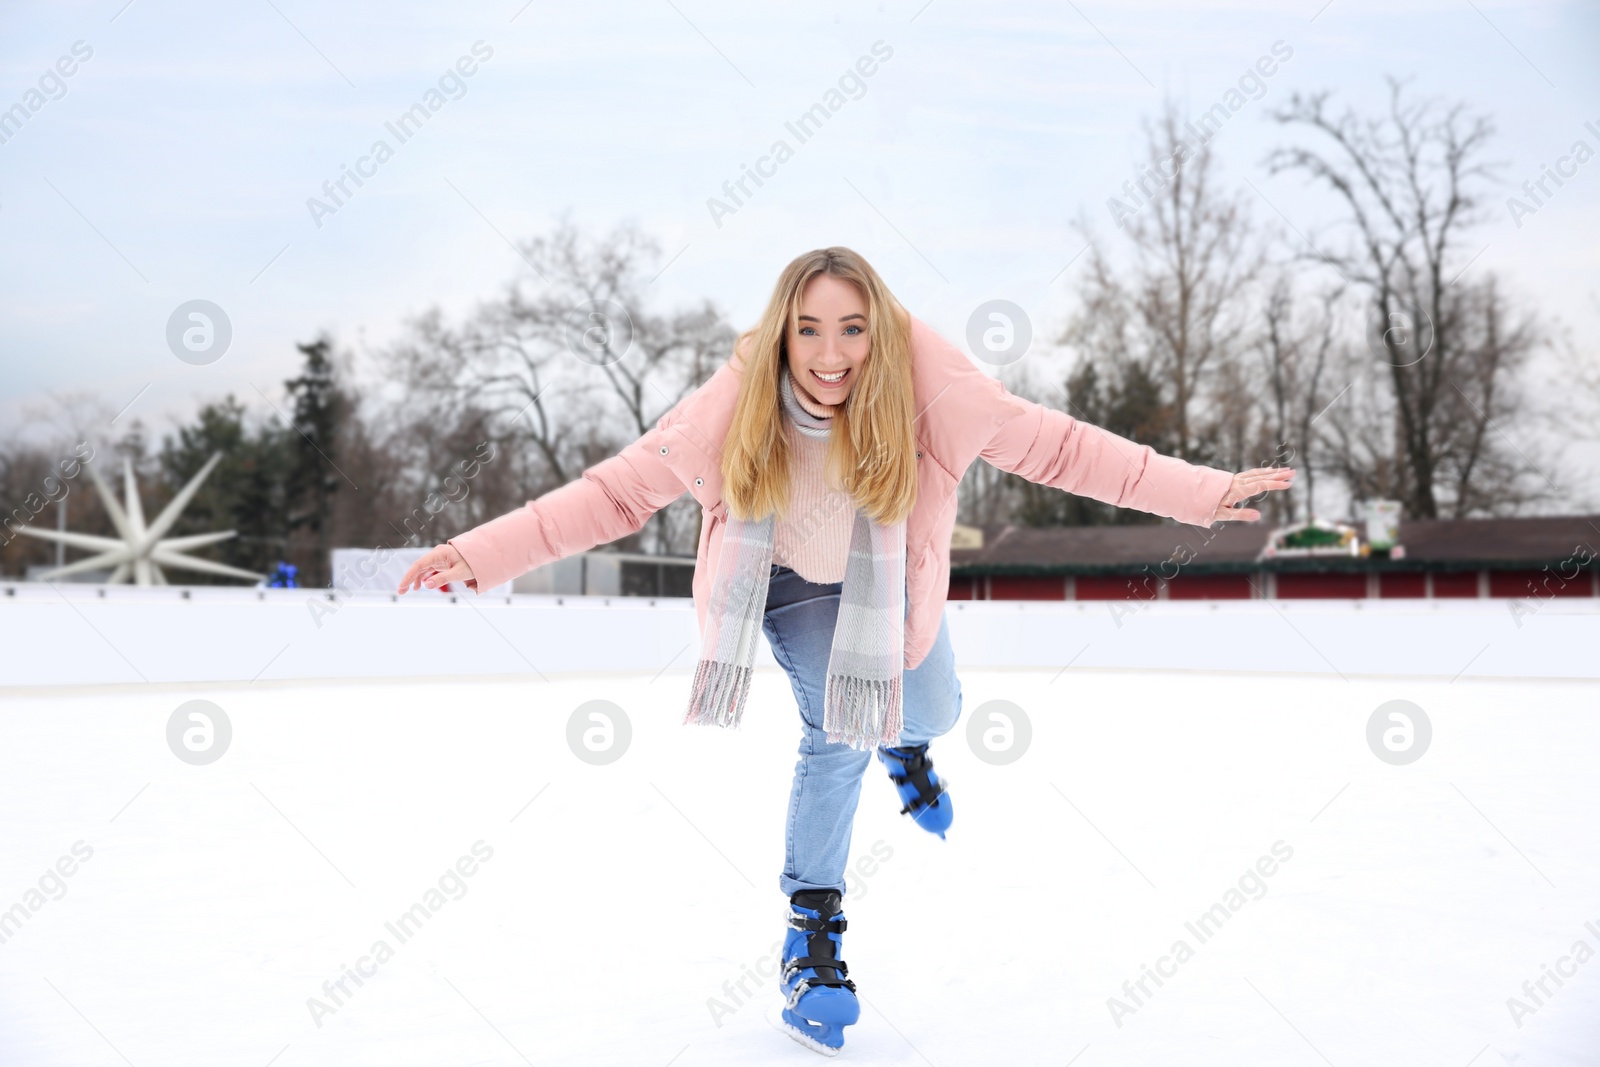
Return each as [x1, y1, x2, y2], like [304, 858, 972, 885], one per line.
[762, 563, 964, 898]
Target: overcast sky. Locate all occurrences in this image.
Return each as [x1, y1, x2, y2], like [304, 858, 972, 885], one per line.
[2, 0, 1597, 505]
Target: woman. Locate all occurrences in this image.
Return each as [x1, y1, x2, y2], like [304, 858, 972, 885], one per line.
[398, 247, 1293, 1055]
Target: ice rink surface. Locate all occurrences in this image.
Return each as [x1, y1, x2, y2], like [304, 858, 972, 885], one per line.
[2, 665, 1598, 1066]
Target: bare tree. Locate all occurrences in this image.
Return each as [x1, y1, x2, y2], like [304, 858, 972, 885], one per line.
[378, 217, 736, 556]
[975, 96, 1264, 531]
[1267, 76, 1552, 517]
[1548, 313, 1600, 511]
[1254, 273, 1340, 520]
[1435, 276, 1544, 515]
[507, 221, 726, 435]
[1067, 98, 1263, 465]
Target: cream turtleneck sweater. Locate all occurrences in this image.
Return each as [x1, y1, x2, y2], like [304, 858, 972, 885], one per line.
[772, 368, 856, 584]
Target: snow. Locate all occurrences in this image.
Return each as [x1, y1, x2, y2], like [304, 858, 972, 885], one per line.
[2, 655, 1597, 1065]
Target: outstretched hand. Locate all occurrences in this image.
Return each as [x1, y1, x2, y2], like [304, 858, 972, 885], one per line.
[397, 543, 478, 594]
[1211, 467, 1296, 523]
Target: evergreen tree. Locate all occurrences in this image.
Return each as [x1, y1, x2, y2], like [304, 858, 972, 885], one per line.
[282, 337, 349, 587]
[158, 395, 295, 582]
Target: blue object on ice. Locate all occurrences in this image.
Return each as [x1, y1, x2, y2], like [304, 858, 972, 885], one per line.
[268, 562, 298, 589]
[877, 742, 953, 839]
[778, 889, 858, 1056]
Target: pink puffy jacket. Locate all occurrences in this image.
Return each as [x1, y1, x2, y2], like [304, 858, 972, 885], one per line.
[447, 314, 1234, 669]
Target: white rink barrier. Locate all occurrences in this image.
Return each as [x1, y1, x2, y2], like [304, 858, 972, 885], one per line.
[0, 582, 1596, 690]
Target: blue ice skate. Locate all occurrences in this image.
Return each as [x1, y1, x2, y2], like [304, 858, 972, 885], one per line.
[777, 889, 859, 1056]
[877, 742, 953, 838]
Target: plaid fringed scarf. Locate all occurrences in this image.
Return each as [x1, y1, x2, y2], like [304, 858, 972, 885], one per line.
[683, 366, 907, 750]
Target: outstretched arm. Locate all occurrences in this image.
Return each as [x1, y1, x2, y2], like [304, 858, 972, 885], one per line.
[397, 431, 687, 596]
[966, 366, 1292, 525]
[400, 343, 748, 596]
[902, 314, 1272, 526]
[396, 429, 687, 595]
[973, 398, 1235, 526]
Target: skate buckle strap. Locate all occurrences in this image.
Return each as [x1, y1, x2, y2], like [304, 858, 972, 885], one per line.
[886, 746, 947, 816]
[786, 913, 848, 934]
[783, 955, 851, 981]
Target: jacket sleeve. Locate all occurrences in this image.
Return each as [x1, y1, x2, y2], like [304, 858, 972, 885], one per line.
[925, 335, 1232, 528]
[980, 396, 1233, 527]
[446, 414, 689, 595]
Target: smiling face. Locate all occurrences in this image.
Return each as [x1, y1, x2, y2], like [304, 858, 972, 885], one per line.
[787, 273, 871, 406]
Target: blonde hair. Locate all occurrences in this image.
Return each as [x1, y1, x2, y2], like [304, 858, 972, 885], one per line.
[721, 247, 918, 526]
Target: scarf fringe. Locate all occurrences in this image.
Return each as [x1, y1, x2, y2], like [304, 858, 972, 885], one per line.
[823, 673, 904, 750]
[683, 658, 753, 729]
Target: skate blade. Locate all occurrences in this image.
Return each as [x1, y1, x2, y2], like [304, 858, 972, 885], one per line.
[766, 1005, 843, 1057]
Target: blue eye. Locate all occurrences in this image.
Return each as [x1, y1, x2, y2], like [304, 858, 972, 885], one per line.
[844, 325, 863, 335]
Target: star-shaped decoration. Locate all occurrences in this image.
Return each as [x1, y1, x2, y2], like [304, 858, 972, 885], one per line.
[20, 452, 267, 586]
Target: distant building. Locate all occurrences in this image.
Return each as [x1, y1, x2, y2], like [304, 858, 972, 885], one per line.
[947, 516, 1600, 601]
